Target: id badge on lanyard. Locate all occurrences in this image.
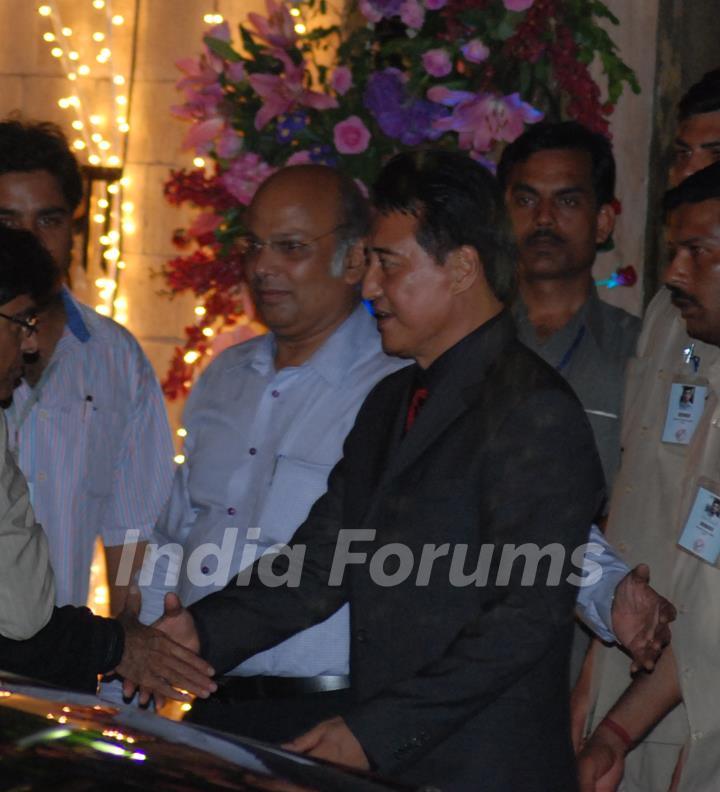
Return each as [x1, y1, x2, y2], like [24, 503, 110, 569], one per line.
[678, 477, 720, 565]
[661, 344, 709, 445]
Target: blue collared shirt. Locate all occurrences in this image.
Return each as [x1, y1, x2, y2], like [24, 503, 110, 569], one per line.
[6, 289, 174, 607]
[140, 304, 406, 676]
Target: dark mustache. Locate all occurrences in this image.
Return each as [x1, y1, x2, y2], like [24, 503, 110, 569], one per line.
[524, 229, 565, 246]
[666, 285, 699, 306]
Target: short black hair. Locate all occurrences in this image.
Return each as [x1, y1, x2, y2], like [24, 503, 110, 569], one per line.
[497, 121, 616, 206]
[372, 149, 515, 301]
[0, 119, 83, 211]
[0, 226, 57, 307]
[663, 160, 720, 214]
[678, 69, 720, 121]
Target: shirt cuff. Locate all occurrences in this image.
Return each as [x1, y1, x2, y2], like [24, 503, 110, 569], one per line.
[575, 526, 630, 643]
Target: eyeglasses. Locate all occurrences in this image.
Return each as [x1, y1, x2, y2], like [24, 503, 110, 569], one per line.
[0, 311, 38, 337]
[237, 225, 345, 262]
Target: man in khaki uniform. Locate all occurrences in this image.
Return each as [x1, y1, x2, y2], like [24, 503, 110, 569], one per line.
[578, 144, 720, 791]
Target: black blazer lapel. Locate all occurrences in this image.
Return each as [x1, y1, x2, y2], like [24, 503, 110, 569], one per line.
[379, 311, 516, 485]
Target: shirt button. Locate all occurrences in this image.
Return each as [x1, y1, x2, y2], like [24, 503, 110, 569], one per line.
[37, 472, 47, 482]
[617, 542, 627, 552]
[201, 566, 210, 574]
[356, 629, 368, 643]
[271, 390, 280, 398]
[227, 507, 236, 516]
[249, 447, 257, 456]
[38, 409, 48, 420]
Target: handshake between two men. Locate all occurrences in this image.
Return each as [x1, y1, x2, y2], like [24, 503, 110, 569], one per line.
[114, 563, 675, 712]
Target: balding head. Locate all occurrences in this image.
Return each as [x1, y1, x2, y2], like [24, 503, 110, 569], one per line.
[249, 165, 369, 275]
[241, 165, 368, 352]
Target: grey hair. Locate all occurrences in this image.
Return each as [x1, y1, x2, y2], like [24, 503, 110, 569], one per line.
[328, 172, 370, 278]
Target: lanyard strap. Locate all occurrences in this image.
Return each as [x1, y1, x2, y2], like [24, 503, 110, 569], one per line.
[556, 325, 586, 373]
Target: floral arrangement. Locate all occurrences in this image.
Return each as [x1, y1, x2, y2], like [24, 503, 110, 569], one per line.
[162, 0, 638, 398]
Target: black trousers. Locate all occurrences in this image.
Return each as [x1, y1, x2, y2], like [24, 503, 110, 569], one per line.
[184, 687, 354, 743]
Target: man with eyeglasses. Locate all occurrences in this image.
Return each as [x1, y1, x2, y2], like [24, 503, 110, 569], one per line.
[0, 119, 173, 616]
[121, 164, 405, 737]
[0, 226, 216, 702]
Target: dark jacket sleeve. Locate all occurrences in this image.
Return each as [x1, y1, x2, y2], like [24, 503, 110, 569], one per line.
[344, 388, 604, 771]
[0, 605, 124, 692]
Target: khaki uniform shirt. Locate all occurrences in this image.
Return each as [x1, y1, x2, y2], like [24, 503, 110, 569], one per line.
[0, 414, 55, 640]
[588, 289, 720, 791]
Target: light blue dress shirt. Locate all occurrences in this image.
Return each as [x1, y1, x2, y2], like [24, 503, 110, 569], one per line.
[6, 289, 174, 607]
[139, 304, 406, 676]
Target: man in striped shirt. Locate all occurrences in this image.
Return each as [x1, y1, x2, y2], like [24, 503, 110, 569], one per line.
[0, 119, 174, 614]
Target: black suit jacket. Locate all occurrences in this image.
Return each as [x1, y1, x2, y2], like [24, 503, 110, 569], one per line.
[190, 312, 605, 792]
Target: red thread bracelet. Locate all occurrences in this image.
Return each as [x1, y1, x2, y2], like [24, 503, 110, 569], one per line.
[600, 716, 634, 750]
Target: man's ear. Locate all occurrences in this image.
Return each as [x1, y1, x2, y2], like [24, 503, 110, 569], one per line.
[343, 240, 367, 286]
[595, 203, 616, 246]
[447, 245, 480, 295]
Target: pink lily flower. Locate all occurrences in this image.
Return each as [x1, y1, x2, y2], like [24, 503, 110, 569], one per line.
[503, 0, 535, 10]
[248, 50, 337, 130]
[429, 88, 543, 152]
[181, 117, 225, 153]
[247, 0, 297, 48]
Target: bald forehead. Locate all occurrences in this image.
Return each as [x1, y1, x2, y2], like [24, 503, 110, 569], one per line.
[249, 166, 343, 222]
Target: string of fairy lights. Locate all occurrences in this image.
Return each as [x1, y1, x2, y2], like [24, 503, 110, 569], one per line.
[36, 0, 137, 325]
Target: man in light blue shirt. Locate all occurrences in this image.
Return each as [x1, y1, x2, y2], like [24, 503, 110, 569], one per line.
[133, 165, 406, 737]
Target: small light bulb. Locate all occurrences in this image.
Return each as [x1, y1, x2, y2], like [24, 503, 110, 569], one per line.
[43, 32, 55, 42]
[99, 140, 111, 150]
[51, 47, 64, 58]
[62, 27, 72, 36]
[78, 65, 90, 76]
[115, 312, 128, 325]
[88, 154, 101, 165]
[183, 351, 201, 364]
[193, 157, 205, 168]
[93, 0, 105, 8]
[103, 248, 120, 261]
[180, 703, 192, 712]
[108, 155, 121, 167]
[202, 327, 215, 337]
[113, 75, 125, 86]
[95, 305, 111, 316]
[91, 132, 102, 143]
[114, 296, 128, 310]
[112, 14, 124, 25]
[116, 95, 127, 105]
[120, 177, 131, 187]
[117, 260, 126, 270]
[38, 5, 51, 16]
[203, 13, 215, 23]
[108, 230, 120, 242]
[122, 220, 136, 234]
[93, 213, 105, 223]
[72, 120, 83, 130]
[294, 23, 306, 34]
[194, 306, 207, 316]
[119, 123, 130, 134]
[73, 140, 86, 151]
[89, 114, 103, 125]
[68, 51, 79, 60]
[92, 32, 105, 42]
[58, 98, 70, 109]
[68, 72, 77, 80]
[290, 7, 301, 16]
[100, 48, 111, 58]
[107, 183, 119, 194]
[174, 454, 186, 465]
[121, 201, 134, 213]
[176, 427, 188, 438]
[97, 198, 109, 208]
[99, 235, 110, 245]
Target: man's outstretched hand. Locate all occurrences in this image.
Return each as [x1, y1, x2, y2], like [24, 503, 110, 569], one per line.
[284, 717, 370, 771]
[612, 564, 676, 672]
[116, 587, 215, 705]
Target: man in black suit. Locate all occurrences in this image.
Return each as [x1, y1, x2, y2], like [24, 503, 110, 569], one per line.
[152, 151, 605, 791]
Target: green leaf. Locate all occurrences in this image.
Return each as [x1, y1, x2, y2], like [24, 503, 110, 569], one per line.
[204, 35, 242, 62]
